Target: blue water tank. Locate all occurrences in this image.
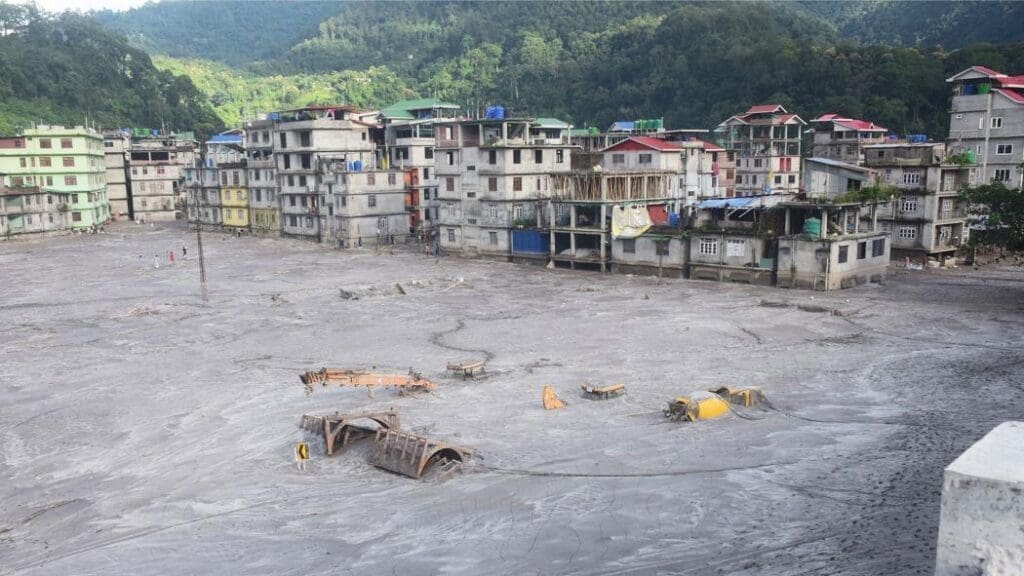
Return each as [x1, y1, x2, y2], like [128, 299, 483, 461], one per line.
[485, 106, 497, 119]
[668, 212, 680, 227]
[353, 160, 363, 171]
[494, 106, 505, 119]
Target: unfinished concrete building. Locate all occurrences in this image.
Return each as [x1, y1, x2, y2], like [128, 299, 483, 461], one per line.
[272, 106, 377, 242]
[946, 65, 1024, 189]
[320, 158, 408, 248]
[379, 99, 460, 239]
[129, 134, 196, 222]
[435, 116, 575, 259]
[184, 162, 221, 230]
[245, 118, 280, 237]
[802, 158, 877, 199]
[716, 104, 806, 201]
[548, 170, 674, 271]
[809, 114, 888, 164]
[863, 142, 972, 262]
[103, 132, 132, 219]
[0, 179, 72, 237]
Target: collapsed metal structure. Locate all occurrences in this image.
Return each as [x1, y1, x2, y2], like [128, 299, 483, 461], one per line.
[301, 410, 402, 456]
[299, 368, 435, 396]
[370, 429, 470, 480]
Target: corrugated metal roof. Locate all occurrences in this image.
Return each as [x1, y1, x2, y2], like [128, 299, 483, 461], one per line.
[805, 157, 874, 173]
[697, 197, 758, 209]
[533, 117, 570, 128]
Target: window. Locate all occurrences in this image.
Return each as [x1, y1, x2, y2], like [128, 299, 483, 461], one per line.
[40, 138, 51, 149]
[19, 157, 26, 167]
[60, 157, 75, 167]
[367, 173, 375, 185]
[47, 195, 52, 204]
[513, 150, 521, 164]
[994, 169, 1011, 182]
[612, 154, 625, 165]
[488, 150, 497, 164]
[774, 175, 782, 184]
[289, 215, 297, 226]
[902, 171, 921, 185]
[788, 174, 796, 184]
[488, 177, 498, 192]
[232, 172, 239, 186]
[39, 157, 51, 167]
[534, 150, 543, 163]
[638, 153, 652, 165]
[289, 196, 296, 207]
[838, 245, 849, 263]
[236, 191, 243, 200]
[857, 241, 867, 260]
[425, 147, 434, 159]
[448, 228, 456, 242]
[288, 175, 295, 187]
[368, 195, 377, 208]
[655, 240, 669, 256]
[556, 149, 564, 163]
[299, 175, 307, 187]
[279, 133, 287, 148]
[447, 152, 455, 166]
[753, 159, 762, 168]
[996, 144, 1013, 155]
[72, 212, 81, 222]
[872, 238, 886, 257]
[64, 175, 77, 185]
[513, 177, 522, 192]
[991, 117, 1003, 129]
[622, 238, 636, 254]
[48, 214, 52, 223]
[423, 168, 430, 180]
[388, 173, 396, 185]
[255, 190, 262, 202]
[900, 196, 918, 212]
[899, 226, 917, 239]
[223, 190, 229, 201]
[446, 177, 454, 192]
[699, 237, 717, 255]
[132, 167, 137, 175]
[299, 131, 311, 147]
[46, 176, 53, 186]
[489, 231, 498, 245]
[60, 138, 72, 148]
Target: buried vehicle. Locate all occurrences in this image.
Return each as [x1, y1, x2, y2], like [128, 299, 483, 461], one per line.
[581, 383, 626, 400]
[370, 429, 470, 480]
[300, 410, 401, 456]
[665, 386, 766, 421]
[300, 368, 435, 396]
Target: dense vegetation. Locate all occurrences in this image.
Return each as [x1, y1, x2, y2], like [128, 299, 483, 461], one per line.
[77, 1, 1024, 137]
[92, 1, 343, 66]
[0, 3, 222, 137]
[798, 0, 1024, 49]
[153, 56, 415, 127]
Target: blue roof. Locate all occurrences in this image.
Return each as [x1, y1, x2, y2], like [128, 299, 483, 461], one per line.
[697, 197, 758, 209]
[609, 121, 634, 132]
[207, 134, 242, 144]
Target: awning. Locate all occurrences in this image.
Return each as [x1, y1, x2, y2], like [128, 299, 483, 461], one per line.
[696, 197, 759, 209]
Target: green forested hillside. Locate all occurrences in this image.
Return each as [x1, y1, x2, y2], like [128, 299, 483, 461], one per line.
[152, 56, 415, 127]
[0, 3, 222, 137]
[92, 1, 344, 66]
[83, 1, 1024, 138]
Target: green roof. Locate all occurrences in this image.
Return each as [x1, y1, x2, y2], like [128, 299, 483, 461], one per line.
[533, 117, 570, 128]
[569, 128, 591, 137]
[380, 98, 459, 120]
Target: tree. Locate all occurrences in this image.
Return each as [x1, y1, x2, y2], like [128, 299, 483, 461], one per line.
[960, 180, 1024, 252]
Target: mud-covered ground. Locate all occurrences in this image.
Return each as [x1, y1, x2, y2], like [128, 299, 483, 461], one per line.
[2, 222, 1022, 575]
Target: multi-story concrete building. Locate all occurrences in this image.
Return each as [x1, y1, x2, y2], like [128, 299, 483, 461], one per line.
[946, 65, 1024, 189]
[245, 118, 280, 236]
[715, 104, 806, 200]
[320, 158, 408, 248]
[379, 98, 461, 239]
[863, 142, 972, 262]
[272, 106, 377, 241]
[599, 136, 724, 210]
[0, 178, 72, 237]
[184, 162, 222, 230]
[0, 126, 108, 230]
[809, 114, 888, 164]
[435, 116, 576, 258]
[103, 132, 132, 219]
[218, 162, 249, 233]
[129, 134, 197, 221]
[803, 157, 877, 200]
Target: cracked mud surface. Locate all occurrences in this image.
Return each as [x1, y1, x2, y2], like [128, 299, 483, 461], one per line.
[1, 222, 1022, 575]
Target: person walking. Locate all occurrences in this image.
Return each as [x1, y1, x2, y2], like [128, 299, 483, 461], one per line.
[182, 245, 188, 258]
[153, 255, 160, 269]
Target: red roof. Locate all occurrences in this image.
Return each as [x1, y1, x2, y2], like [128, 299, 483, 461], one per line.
[603, 136, 681, 152]
[973, 65, 1007, 78]
[835, 118, 886, 131]
[812, 113, 843, 122]
[746, 104, 785, 114]
[997, 75, 1024, 89]
[995, 88, 1024, 104]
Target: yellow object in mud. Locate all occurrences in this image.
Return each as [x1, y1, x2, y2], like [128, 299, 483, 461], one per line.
[542, 385, 566, 410]
[665, 391, 730, 421]
[711, 386, 766, 407]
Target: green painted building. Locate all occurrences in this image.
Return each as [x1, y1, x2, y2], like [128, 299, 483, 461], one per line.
[0, 126, 109, 229]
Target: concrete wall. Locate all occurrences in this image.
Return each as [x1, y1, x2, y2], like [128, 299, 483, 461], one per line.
[777, 233, 889, 290]
[611, 235, 686, 277]
[936, 421, 1024, 576]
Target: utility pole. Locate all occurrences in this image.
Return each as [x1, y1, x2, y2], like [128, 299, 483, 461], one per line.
[193, 156, 209, 302]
